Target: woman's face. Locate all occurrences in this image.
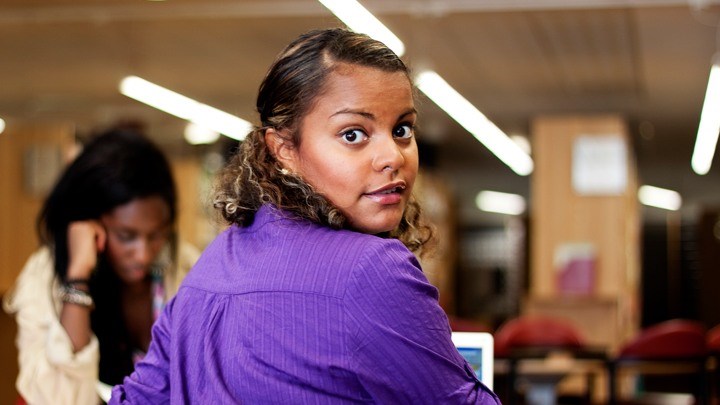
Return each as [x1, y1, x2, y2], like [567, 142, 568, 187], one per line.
[282, 64, 418, 234]
[101, 195, 171, 285]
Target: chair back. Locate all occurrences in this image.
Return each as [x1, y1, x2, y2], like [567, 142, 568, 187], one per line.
[708, 324, 720, 353]
[618, 319, 707, 359]
[494, 315, 584, 357]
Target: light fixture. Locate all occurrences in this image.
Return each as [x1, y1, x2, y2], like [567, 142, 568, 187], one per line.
[0, 118, 5, 134]
[510, 134, 532, 155]
[475, 190, 526, 215]
[691, 57, 720, 175]
[184, 122, 220, 145]
[317, 0, 405, 56]
[637, 185, 682, 211]
[119, 76, 253, 141]
[415, 71, 534, 176]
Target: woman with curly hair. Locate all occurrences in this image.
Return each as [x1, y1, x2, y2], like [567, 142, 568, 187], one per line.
[110, 28, 499, 404]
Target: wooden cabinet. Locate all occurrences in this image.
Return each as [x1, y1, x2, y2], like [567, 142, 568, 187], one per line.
[528, 115, 641, 352]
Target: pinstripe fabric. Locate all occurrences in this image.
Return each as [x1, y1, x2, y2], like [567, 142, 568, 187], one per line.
[110, 205, 500, 404]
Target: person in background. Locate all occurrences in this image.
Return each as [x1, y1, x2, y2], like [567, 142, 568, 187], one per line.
[110, 28, 500, 404]
[3, 126, 200, 404]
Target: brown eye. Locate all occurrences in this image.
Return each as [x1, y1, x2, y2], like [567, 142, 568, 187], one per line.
[115, 231, 136, 243]
[341, 129, 367, 144]
[393, 124, 414, 139]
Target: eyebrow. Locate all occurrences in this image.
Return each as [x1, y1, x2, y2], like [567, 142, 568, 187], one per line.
[330, 107, 417, 121]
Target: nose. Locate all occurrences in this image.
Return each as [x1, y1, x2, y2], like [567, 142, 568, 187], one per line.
[372, 135, 405, 173]
[133, 239, 153, 267]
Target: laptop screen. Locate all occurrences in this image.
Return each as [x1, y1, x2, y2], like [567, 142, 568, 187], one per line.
[451, 331, 494, 390]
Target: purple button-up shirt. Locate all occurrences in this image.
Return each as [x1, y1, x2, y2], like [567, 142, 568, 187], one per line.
[110, 205, 499, 404]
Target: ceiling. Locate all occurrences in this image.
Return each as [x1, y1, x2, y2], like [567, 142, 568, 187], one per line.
[2, 0, 720, 227]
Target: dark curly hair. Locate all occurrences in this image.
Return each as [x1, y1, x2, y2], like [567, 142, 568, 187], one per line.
[214, 28, 433, 253]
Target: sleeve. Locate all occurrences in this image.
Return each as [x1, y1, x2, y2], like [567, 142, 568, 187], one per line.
[343, 240, 500, 405]
[3, 249, 101, 405]
[109, 297, 175, 405]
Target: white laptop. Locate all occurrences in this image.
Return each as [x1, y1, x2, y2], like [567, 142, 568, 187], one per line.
[451, 331, 494, 390]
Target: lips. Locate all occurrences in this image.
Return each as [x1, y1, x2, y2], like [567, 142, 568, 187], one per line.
[376, 185, 405, 194]
[123, 266, 149, 280]
[366, 182, 406, 196]
[363, 182, 407, 205]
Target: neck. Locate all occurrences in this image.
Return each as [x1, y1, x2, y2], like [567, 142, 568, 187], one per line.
[122, 278, 151, 296]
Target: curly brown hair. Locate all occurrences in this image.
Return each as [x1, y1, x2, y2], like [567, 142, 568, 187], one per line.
[213, 28, 433, 253]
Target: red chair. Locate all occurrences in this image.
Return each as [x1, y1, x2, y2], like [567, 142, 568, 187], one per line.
[708, 324, 720, 403]
[708, 324, 720, 352]
[494, 315, 584, 358]
[608, 319, 708, 404]
[494, 316, 599, 405]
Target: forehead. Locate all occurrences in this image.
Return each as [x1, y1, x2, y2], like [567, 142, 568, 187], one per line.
[328, 63, 411, 89]
[313, 64, 413, 110]
[103, 196, 171, 230]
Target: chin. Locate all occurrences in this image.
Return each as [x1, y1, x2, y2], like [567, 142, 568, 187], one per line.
[348, 205, 406, 235]
[119, 268, 150, 284]
[358, 218, 403, 235]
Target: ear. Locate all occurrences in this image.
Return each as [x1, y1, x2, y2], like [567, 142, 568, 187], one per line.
[265, 128, 298, 172]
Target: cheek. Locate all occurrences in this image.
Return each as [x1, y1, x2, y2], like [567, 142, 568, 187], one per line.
[149, 238, 167, 256]
[404, 150, 419, 183]
[304, 164, 360, 208]
[104, 239, 126, 265]
[298, 148, 351, 187]
[309, 164, 356, 199]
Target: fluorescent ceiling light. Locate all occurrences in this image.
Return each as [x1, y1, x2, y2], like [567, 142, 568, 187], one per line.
[510, 134, 532, 155]
[476, 190, 526, 215]
[416, 71, 534, 176]
[691, 61, 720, 175]
[119, 75, 252, 141]
[317, 0, 405, 56]
[638, 185, 682, 211]
[184, 122, 220, 145]
[0, 118, 5, 134]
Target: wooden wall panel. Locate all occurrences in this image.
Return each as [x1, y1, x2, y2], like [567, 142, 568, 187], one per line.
[172, 157, 201, 249]
[171, 156, 218, 251]
[0, 309, 19, 404]
[0, 122, 76, 293]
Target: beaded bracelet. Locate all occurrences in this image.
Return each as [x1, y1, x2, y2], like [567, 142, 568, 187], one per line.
[60, 285, 95, 309]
